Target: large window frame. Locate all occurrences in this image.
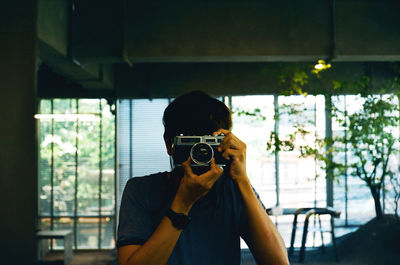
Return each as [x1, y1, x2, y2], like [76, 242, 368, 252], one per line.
[37, 98, 116, 250]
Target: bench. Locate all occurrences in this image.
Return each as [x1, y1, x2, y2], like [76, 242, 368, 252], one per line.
[37, 230, 73, 265]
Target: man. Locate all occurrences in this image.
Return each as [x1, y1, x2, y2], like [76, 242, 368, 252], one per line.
[117, 91, 289, 265]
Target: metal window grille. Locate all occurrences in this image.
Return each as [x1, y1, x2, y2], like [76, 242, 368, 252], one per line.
[37, 99, 116, 250]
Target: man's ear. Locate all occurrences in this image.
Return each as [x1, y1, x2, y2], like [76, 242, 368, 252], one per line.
[164, 135, 173, 155]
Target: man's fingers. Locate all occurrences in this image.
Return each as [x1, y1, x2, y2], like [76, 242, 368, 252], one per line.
[213, 129, 230, 136]
[182, 157, 194, 177]
[221, 148, 235, 161]
[199, 159, 223, 182]
[213, 129, 237, 151]
[218, 133, 243, 152]
[222, 148, 245, 163]
[210, 158, 223, 176]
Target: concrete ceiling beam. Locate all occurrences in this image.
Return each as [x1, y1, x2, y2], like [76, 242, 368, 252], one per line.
[70, 0, 125, 64]
[124, 0, 400, 63]
[114, 62, 400, 99]
[37, 0, 114, 91]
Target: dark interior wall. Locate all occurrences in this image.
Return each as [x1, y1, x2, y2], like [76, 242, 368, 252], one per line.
[38, 61, 400, 99]
[0, 1, 38, 264]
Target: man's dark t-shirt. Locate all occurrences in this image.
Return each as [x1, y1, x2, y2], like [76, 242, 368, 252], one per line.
[117, 171, 265, 265]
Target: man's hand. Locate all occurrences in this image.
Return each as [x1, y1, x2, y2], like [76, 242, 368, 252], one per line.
[172, 157, 223, 213]
[214, 129, 248, 184]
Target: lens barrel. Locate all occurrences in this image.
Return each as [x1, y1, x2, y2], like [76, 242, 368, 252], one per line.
[190, 143, 214, 165]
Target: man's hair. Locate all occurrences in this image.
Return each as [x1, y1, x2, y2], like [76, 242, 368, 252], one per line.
[163, 91, 232, 140]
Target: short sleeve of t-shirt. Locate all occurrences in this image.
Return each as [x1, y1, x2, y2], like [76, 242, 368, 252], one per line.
[117, 178, 154, 247]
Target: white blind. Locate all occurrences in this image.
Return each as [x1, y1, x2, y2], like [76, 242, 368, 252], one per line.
[117, 99, 171, 206]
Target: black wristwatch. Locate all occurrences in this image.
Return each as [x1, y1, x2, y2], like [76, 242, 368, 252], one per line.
[165, 208, 191, 230]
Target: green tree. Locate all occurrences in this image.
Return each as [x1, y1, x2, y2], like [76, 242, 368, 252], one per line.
[330, 94, 399, 219]
[264, 69, 400, 219]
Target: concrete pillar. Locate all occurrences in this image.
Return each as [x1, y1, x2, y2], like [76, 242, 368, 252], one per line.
[0, 1, 38, 264]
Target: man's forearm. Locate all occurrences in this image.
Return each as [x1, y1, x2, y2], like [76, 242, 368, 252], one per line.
[119, 197, 192, 265]
[236, 178, 289, 265]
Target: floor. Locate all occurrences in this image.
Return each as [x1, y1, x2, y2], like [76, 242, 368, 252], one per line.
[37, 250, 116, 265]
[39, 248, 342, 265]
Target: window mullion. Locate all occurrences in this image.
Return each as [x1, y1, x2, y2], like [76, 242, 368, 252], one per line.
[98, 100, 103, 249]
[74, 99, 79, 249]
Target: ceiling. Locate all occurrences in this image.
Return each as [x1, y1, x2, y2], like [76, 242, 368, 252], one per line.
[36, 0, 400, 99]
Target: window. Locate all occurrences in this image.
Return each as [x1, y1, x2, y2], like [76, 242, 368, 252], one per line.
[115, 94, 400, 249]
[38, 99, 115, 249]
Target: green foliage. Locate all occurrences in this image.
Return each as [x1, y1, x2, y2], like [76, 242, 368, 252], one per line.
[332, 95, 399, 218]
[278, 65, 309, 96]
[266, 131, 295, 152]
[265, 93, 400, 219]
[39, 99, 115, 216]
[233, 108, 266, 121]
[258, 62, 400, 218]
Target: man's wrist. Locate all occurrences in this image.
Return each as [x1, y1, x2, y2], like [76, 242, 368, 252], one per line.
[233, 174, 251, 187]
[171, 195, 193, 214]
[234, 175, 253, 194]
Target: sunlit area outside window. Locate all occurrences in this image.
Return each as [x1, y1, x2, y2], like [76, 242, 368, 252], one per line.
[332, 95, 374, 226]
[332, 95, 400, 226]
[231, 96, 276, 205]
[277, 95, 326, 209]
[38, 99, 115, 249]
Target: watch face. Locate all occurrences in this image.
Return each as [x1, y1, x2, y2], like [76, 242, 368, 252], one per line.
[167, 208, 191, 229]
[175, 213, 190, 227]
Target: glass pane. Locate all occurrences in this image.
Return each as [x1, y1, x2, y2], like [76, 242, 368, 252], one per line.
[278, 95, 326, 209]
[53, 120, 76, 216]
[78, 99, 99, 113]
[53, 99, 77, 114]
[101, 100, 115, 215]
[40, 99, 52, 114]
[332, 95, 376, 225]
[231, 95, 276, 206]
[77, 119, 100, 216]
[101, 217, 115, 249]
[53, 217, 74, 249]
[77, 217, 99, 249]
[38, 218, 52, 231]
[101, 169, 115, 215]
[39, 120, 52, 216]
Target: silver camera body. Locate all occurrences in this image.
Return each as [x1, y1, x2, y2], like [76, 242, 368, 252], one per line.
[173, 135, 227, 167]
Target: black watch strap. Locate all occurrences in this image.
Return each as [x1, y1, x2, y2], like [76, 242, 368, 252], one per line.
[165, 208, 191, 230]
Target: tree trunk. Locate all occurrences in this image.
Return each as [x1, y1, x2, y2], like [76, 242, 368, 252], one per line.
[370, 185, 383, 219]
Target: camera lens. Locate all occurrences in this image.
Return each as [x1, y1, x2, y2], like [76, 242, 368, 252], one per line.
[190, 143, 214, 165]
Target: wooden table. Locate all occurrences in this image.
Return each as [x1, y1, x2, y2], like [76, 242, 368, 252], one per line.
[37, 230, 73, 265]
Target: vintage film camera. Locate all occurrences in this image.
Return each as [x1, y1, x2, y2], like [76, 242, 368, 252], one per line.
[172, 135, 228, 167]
